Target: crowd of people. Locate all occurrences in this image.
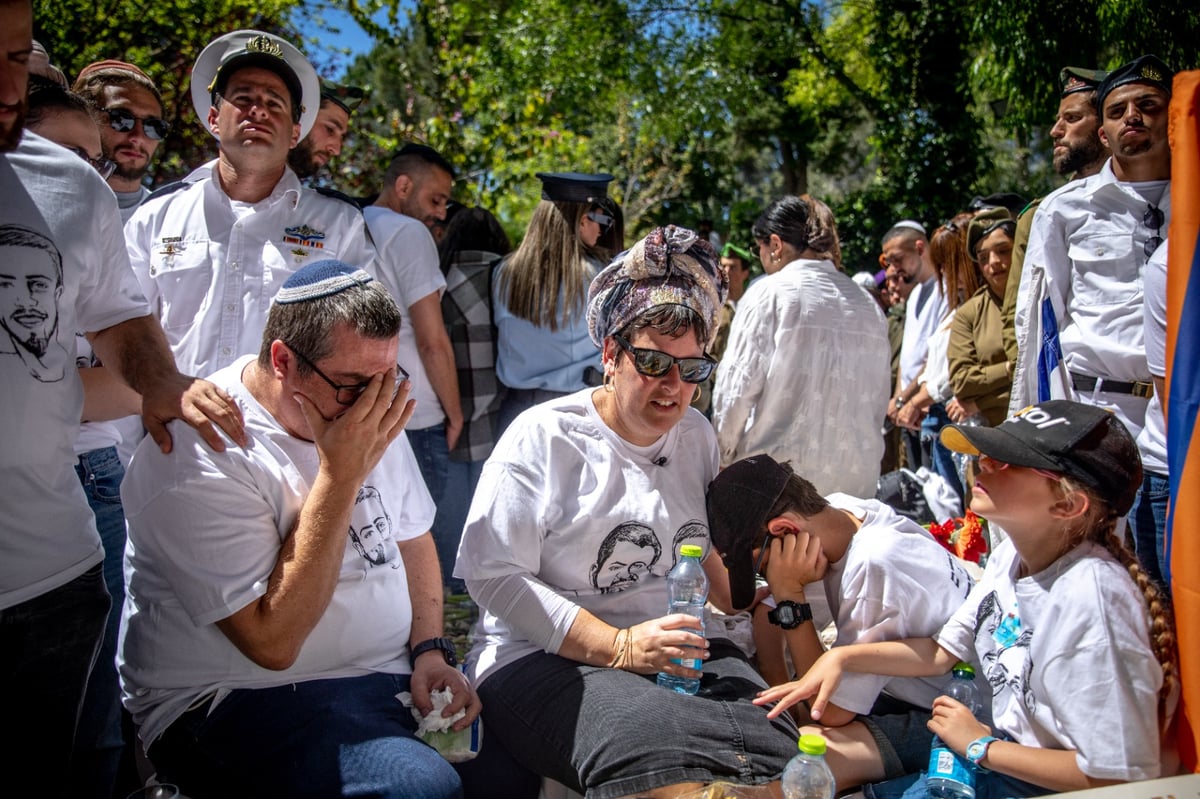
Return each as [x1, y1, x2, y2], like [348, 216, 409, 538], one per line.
[0, 3, 1184, 797]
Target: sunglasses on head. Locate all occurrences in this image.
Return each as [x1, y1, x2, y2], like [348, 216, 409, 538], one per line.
[613, 334, 716, 384]
[67, 146, 116, 180]
[101, 107, 170, 141]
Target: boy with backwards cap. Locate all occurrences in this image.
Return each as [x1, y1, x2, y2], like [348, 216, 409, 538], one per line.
[707, 455, 977, 789]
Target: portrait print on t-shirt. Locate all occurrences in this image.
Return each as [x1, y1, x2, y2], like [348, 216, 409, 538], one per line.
[590, 522, 663, 593]
[349, 485, 400, 568]
[974, 590, 1035, 712]
[0, 224, 68, 382]
[589, 520, 711, 593]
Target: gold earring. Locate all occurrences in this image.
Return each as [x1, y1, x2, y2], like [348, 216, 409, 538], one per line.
[603, 369, 615, 392]
[692, 384, 702, 403]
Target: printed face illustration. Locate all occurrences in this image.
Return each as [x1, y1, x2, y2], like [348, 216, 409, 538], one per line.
[0, 240, 62, 360]
[348, 485, 393, 567]
[590, 522, 662, 593]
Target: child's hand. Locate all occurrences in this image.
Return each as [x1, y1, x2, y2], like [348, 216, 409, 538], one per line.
[927, 695, 992, 755]
[754, 649, 844, 720]
[764, 531, 827, 598]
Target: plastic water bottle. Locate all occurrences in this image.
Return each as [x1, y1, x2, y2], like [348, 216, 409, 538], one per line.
[656, 544, 708, 694]
[782, 733, 836, 799]
[926, 662, 983, 799]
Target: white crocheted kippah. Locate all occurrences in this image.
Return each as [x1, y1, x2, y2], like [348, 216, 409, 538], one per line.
[274, 260, 374, 305]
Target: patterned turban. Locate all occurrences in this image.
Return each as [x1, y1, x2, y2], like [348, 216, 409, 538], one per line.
[586, 225, 729, 348]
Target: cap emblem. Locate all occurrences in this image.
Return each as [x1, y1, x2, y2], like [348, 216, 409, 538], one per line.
[1141, 65, 1163, 82]
[246, 35, 283, 58]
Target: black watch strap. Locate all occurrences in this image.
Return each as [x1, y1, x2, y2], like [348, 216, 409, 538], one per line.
[767, 600, 813, 630]
[411, 637, 458, 667]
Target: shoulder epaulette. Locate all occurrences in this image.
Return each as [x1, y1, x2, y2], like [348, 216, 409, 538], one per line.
[314, 186, 368, 209]
[1017, 197, 1042, 218]
[146, 180, 188, 201]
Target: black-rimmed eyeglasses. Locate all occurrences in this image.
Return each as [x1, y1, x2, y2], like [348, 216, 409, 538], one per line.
[66, 146, 116, 180]
[613, 334, 716, 384]
[101, 107, 170, 141]
[289, 345, 408, 405]
[1144, 204, 1164, 258]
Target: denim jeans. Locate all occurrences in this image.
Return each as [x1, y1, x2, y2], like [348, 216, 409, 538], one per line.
[919, 403, 964, 505]
[70, 446, 131, 797]
[149, 673, 463, 799]
[408, 424, 458, 589]
[478, 641, 797, 799]
[1129, 470, 1170, 592]
[1, 563, 109, 795]
[437, 458, 485, 593]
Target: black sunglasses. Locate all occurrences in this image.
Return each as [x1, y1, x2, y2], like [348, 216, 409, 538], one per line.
[613, 334, 716, 384]
[66, 146, 116, 180]
[1143, 204, 1164, 258]
[289, 345, 408, 405]
[101, 107, 170, 141]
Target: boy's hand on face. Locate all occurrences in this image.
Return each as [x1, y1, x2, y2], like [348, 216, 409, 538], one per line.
[764, 530, 827, 600]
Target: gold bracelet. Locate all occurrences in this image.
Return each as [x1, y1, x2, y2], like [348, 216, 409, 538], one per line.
[607, 628, 630, 669]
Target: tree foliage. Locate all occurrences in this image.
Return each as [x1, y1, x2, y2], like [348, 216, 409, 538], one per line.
[34, 0, 297, 182]
[33, 0, 1200, 267]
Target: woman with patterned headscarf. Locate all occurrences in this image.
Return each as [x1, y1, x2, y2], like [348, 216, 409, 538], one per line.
[456, 226, 799, 798]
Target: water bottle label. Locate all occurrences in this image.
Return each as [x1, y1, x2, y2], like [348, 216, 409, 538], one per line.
[670, 656, 701, 670]
[928, 746, 972, 787]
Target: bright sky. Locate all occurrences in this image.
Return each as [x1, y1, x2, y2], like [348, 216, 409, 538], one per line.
[302, 2, 401, 76]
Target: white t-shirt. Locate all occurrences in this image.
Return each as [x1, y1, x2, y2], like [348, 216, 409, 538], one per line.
[822, 495, 976, 714]
[711, 259, 891, 496]
[362, 206, 447, 429]
[119, 356, 436, 746]
[1, 132, 149, 609]
[936, 538, 1162, 780]
[455, 389, 719, 684]
[125, 161, 376, 378]
[899, 274, 949, 387]
[1138, 243, 1167, 476]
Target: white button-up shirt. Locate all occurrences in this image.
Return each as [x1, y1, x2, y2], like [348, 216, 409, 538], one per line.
[125, 161, 376, 377]
[712, 258, 891, 497]
[1012, 159, 1167, 436]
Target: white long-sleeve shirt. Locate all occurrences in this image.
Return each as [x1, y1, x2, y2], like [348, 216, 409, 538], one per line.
[711, 258, 890, 497]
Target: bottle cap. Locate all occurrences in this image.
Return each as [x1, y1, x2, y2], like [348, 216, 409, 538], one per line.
[679, 544, 704, 558]
[797, 733, 827, 756]
[952, 662, 976, 679]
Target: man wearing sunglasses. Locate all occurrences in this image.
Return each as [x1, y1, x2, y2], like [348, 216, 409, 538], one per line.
[288, 79, 365, 180]
[1013, 55, 1173, 587]
[73, 60, 168, 222]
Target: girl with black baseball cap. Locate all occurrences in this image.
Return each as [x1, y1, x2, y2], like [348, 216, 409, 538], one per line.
[757, 400, 1177, 798]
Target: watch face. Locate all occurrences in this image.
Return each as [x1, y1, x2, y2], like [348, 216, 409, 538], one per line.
[776, 605, 796, 625]
[966, 739, 989, 762]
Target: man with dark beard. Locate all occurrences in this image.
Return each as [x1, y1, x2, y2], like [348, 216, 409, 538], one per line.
[1002, 67, 1109, 364]
[73, 60, 168, 222]
[287, 80, 364, 180]
[1011, 56, 1173, 587]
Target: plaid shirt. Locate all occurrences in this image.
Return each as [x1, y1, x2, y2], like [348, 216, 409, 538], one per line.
[442, 249, 507, 462]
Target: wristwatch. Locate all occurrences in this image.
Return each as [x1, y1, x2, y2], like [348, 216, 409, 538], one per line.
[411, 637, 458, 667]
[966, 735, 998, 769]
[767, 600, 813, 630]
[894, 396, 907, 409]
